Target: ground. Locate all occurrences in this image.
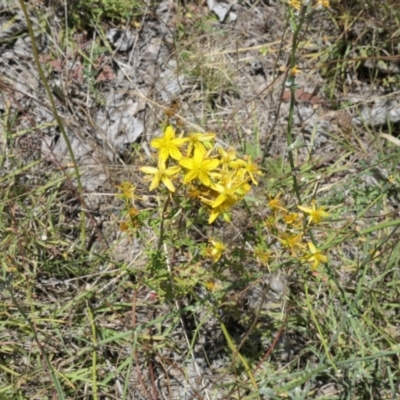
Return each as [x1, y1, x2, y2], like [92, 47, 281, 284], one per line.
[1, 0, 400, 399]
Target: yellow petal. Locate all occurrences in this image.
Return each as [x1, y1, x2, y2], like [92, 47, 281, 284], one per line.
[312, 259, 319, 270]
[164, 166, 181, 176]
[210, 183, 224, 194]
[164, 126, 175, 140]
[319, 254, 328, 263]
[192, 148, 204, 164]
[212, 194, 227, 208]
[140, 166, 158, 174]
[307, 242, 317, 254]
[297, 205, 312, 213]
[208, 209, 220, 224]
[190, 132, 216, 142]
[231, 159, 246, 168]
[171, 137, 188, 146]
[198, 171, 211, 187]
[149, 175, 160, 191]
[150, 137, 164, 149]
[169, 146, 183, 160]
[203, 132, 216, 141]
[159, 148, 170, 163]
[193, 142, 207, 155]
[183, 170, 198, 184]
[203, 159, 219, 171]
[162, 176, 175, 192]
[179, 158, 196, 169]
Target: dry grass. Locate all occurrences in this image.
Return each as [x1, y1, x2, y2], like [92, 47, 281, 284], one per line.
[1, 0, 400, 399]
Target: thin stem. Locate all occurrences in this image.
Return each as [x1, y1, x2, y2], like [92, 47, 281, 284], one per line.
[157, 195, 171, 252]
[18, 0, 86, 248]
[285, 6, 308, 205]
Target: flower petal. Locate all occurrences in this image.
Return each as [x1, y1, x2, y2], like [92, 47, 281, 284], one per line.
[171, 138, 188, 146]
[183, 170, 198, 184]
[169, 146, 183, 160]
[198, 171, 211, 186]
[297, 205, 312, 213]
[164, 126, 175, 140]
[164, 165, 181, 176]
[212, 194, 227, 208]
[208, 209, 220, 224]
[192, 148, 204, 164]
[193, 142, 207, 155]
[179, 158, 196, 169]
[159, 148, 170, 163]
[140, 166, 158, 174]
[203, 159, 219, 171]
[319, 254, 328, 263]
[149, 175, 160, 191]
[151, 137, 164, 149]
[307, 242, 317, 254]
[162, 176, 175, 192]
[190, 132, 216, 142]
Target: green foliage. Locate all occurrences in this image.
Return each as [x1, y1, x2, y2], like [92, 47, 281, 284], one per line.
[66, 0, 146, 31]
[141, 244, 212, 301]
[3, 0, 400, 398]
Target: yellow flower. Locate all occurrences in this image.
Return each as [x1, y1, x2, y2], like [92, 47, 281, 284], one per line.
[303, 242, 327, 270]
[186, 132, 216, 156]
[140, 161, 181, 192]
[278, 233, 305, 257]
[116, 181, 139, 204]
[205, 280, 222, 292]
[234, 155, 263, 185]
[315, 0, 329, 9]
[218, 147, 238, 169]
[289, 65, 301, 77]
[288, 0, 301, 10]
[235, 181, 251, 197]
[284, 212, 302, 226]
[206, 201, 234, 224]
[179, 148, 219, 186]
[268, 193, 287, 213]
[209, 174, 244, 209]
[204, 239, 226, 262]
[150, 126, 187, 162]
[200, 189, 236, 223]
[297, 200, 329, 225]
[128, 206, 139, 217]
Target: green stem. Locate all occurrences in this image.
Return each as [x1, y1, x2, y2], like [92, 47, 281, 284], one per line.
[87, 304, 98, 400]
[18, 0, 86, 248]
[157, 195, 171, 252]
[286, 6, 308, 205]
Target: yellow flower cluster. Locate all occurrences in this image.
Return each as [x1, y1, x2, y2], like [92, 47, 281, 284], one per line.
[204, 239, 226, 263]
[140, 125, 262, 224]
[288, 0, 329, 10]
[266, 194, 329, 271]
